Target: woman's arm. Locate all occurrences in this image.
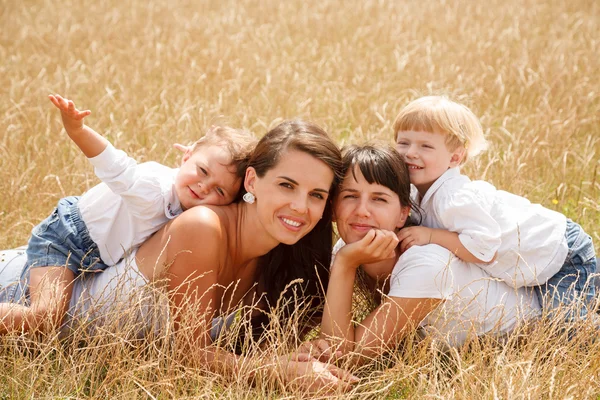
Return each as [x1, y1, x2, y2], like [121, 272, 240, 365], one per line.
[321, 229, 398, 354]
[161, 207, 229, 355]
[350, 296, 439, 363]
[324, 253, 439, 364]
[322, 234, 441, 365]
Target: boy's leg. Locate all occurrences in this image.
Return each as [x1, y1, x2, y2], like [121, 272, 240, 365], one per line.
[0, 266, 75, 334]
[534, 220, 597, 322]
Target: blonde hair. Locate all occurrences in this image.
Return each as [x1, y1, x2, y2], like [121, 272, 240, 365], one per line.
[190, 125, 257, 177]
[393, 96, 488, 164]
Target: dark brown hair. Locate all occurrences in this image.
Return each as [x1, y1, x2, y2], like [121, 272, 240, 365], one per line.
[246, 120, 343, 339]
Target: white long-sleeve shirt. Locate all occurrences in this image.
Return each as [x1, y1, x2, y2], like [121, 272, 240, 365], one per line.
[415, 167, 567, 288]
[78, 144, 183, 265]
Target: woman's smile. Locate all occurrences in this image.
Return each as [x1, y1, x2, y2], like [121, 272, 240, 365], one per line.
[349, 222, 376, 233]
[279, 215, 305, 231]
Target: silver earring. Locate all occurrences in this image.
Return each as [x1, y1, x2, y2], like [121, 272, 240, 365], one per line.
[243, 192, 255, 204]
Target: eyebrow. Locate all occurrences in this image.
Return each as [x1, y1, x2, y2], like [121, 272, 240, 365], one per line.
[339, 187, 392, 197]
[278, 176, 330, 194]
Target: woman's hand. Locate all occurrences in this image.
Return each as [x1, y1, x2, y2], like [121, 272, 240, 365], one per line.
[336, 229, 398, 269]
[281, 354, 359, 394]
[296, 338, 342, 362]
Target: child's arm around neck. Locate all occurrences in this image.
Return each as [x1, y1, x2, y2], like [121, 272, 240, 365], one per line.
[397, 226, 497, 263]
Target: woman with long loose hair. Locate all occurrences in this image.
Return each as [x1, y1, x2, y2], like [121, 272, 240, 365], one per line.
[0, 120, 358, 391]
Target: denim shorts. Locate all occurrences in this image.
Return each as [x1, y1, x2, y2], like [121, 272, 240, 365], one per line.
[25, 196, 109, 276]
[534, 219, 597, 321]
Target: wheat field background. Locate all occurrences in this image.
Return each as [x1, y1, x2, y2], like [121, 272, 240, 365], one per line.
[1, 0, 599, 398]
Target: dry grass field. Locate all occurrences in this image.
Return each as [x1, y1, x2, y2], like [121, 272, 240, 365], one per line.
[1, 0, 599, 398]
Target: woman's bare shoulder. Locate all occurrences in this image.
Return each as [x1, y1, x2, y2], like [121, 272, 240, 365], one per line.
[171, 204, 236, 234]
[137, 204, 238, 279]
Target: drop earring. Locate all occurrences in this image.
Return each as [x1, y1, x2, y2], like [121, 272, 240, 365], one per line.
[243, 192, 256, 204]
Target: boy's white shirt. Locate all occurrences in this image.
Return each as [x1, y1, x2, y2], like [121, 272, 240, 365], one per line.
[414, 167, 568, 288]
[332, 239, 541, 347]
[78, 144, 183, 265]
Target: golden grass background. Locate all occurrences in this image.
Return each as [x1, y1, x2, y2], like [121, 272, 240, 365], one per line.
[1, 0, 599, 398]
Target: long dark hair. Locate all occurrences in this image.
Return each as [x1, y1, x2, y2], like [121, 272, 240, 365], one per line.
[245, 120, 343, 340]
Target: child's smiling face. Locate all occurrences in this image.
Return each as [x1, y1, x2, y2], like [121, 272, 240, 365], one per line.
[174, 145, 241, 210]
[395, 130, 464, 196]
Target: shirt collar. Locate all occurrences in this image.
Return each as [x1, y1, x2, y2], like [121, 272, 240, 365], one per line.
[420, 167, 461, 206]
[166, 168, 183, 218]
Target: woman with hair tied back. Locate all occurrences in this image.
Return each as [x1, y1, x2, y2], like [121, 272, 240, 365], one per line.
[320, 144, 543, 364]
[0, 120, 359, 392]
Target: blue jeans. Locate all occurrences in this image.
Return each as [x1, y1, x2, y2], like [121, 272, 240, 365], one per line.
[25, 196, 109, 276]
[534, 219, 597, 321]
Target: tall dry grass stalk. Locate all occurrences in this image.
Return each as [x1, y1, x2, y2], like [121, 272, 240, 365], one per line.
[1, 0, 599, 397]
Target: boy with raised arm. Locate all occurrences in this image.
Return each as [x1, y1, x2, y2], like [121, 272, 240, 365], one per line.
[0, 94, 256, 334]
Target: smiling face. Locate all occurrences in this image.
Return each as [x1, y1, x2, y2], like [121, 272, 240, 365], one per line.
[334, 166, 409, 245]
[245, 149, 335, 245]
[395, 130, 464, 196]
[174, 145, 242, 210]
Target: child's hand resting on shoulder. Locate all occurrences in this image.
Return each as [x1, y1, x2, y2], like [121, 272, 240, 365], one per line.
[397, 226, 433, 253]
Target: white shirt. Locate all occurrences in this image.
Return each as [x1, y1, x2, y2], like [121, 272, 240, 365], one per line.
[65, 249, 167, 337]
[415, 168, 568, 288]
[332, 240, 541, 347]
[78, 144, 183, 265]
[387, 244, 541, 346]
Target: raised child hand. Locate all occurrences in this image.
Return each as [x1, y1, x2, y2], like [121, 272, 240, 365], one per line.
[48, 94, 91, 135]
[173, 143, 192, 154]
[397, 226, 432, 254]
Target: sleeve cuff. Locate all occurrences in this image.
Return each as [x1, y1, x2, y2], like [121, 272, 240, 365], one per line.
[458, 233, 497, 262]
[87, 143, 118, 169]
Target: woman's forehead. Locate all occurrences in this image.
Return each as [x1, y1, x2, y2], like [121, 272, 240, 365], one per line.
[269, 149, 334, 186]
